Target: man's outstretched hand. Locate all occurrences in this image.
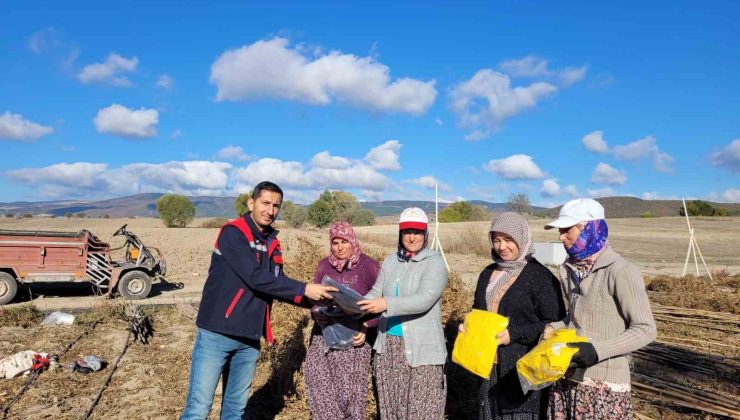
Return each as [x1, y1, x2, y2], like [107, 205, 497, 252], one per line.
[304, 284, 338, 301]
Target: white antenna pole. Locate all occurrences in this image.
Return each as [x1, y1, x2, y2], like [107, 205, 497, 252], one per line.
[431, 183, 450, 272]
[681, 198, 713, 280]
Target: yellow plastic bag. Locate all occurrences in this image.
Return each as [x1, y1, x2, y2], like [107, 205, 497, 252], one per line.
[452, 309, 509, 378]
[516, 329, 589, 393]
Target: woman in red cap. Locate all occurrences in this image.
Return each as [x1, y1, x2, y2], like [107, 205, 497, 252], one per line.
[359, 207, 449, 419]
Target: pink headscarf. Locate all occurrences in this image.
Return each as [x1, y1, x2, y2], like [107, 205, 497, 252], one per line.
[328, 221, 362, 272]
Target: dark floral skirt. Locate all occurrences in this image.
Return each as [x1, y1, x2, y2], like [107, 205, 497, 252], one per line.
[547, 379, 632, 420]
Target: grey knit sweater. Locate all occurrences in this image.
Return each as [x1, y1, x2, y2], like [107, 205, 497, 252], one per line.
[549, 247, 657, 384]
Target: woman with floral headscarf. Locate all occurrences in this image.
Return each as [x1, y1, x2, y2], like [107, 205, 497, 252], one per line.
[462, 211, 565, 420]
[303, 221, 380, 420]
[543, 199, 656, 420]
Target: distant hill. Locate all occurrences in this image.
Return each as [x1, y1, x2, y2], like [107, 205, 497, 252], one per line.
[0, 194, 737, 219]
[540, 197, 740, 218]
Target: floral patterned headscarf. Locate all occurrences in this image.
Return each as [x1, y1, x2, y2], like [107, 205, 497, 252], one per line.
[566, 219, 609, 262]
[328, 221, 362, 272]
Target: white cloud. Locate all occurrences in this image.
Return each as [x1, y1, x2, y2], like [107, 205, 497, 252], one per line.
[592, 163, 627, 186]
[587, 187, 614, 198]
[77, 53, 138, 87]
[0, 112, 54, 141]
[28, 28, 62, 54]
[541, 178, 561, 197]
[93, 104, 158, 138]
[209, 37, 436, 114]
[170, 129, 183, 139]
[500, 55, 550, 78]
[311, 151, 351, 169]
[559, 66, 588, 87]
[156, 74, 175, 90]
[582, 130, 610, 153]
[6, 161, 234, 198]
[216, 145, 251, 161]
[449, 69, 557, 140]
[563, 184, 580, 198]
[613, 135, 674, 173]
[499, 55, 587, 86]
[8, 162, 106, 188]
[467, 184, 507, 201]
[641, 191, 678, 200]
[233, 157, 389, 193]
[407, 176, 451, 191]
[721, 188, 740, 203]
[484, 154, 546, 180]
[104, 161, 232, 196]
[364, 140, 401, 171]
[709, 139, 740, 173]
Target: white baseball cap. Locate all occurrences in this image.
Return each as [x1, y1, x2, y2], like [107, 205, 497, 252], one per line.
[399, 207, 428, 231]
[545, 198, 605, 230]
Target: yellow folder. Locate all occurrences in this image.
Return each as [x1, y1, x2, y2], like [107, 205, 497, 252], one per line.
[452, 309, 509, 378]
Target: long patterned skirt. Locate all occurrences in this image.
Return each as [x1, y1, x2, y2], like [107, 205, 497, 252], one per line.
[374, 335, 446, 420]
[547, 378, 632, 420]
[303, 334, 372, 420]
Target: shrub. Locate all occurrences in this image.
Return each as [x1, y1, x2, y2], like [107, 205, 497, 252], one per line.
[681, 200, 728, 217]
[22, 213, 33, 218]
[307, 199, 333, 228]
[349, 208, 375, 226]
[64, 212, 73, 218]
[281, 201, 308, 228]
[156, 194, 196, 228]
[200, 217, 229, 228]
[235, 191, 252, 217]
[507, 193, 531, 214]
[306, 190, 375, 227]
[76, 212, 86, 218]
[640, 211, 656, 218]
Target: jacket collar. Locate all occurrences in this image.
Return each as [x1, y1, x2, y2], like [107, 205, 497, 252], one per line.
[244, 214, 278, 242]
[591, 246, 618, 271]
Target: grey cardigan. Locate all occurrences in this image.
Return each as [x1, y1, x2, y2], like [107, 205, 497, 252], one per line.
[364, 248, 448, 367]
[550, 247, 657, 384]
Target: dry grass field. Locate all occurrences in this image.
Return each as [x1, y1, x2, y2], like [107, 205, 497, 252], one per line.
[0, 216, 738, 419]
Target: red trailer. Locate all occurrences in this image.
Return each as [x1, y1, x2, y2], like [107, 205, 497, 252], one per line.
[0, 225, 166, 305]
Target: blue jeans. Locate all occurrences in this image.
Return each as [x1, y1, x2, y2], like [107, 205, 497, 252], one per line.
[181, 328, 261, 420]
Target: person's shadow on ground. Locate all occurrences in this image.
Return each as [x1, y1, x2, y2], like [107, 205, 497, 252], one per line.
[245, 316, 309, 419]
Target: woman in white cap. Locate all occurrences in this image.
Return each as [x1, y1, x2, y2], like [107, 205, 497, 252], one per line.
[543, 198, 656, 420]
[358, 207, 449, 419]
[465, 212, 565, 420]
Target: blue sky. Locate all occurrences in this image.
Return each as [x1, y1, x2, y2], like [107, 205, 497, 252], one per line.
[1, 1, 738, 206]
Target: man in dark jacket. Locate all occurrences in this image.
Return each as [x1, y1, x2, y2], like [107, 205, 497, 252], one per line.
[181, 181, 336, 419]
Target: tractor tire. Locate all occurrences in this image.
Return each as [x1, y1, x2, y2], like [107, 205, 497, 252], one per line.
[117, 271, 152, 300]
[0, 272, 18, 305]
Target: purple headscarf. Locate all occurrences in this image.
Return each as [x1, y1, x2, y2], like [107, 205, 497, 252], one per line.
[566, 219, 609, 261]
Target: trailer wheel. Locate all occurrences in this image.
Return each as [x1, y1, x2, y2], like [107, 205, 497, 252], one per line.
[117, 271, 152, 300]
[0, 272, 18, 305]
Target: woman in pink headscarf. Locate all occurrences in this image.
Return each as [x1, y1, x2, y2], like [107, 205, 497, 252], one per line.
[303, 221, 380, 420]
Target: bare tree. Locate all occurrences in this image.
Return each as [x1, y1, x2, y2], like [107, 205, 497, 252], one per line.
[507, 193, 531, 214]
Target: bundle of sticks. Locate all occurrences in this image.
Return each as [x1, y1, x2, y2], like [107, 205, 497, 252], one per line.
[632, 303, 740, 418]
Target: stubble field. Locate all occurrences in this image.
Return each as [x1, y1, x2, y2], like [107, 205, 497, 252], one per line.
[0, 216, 738, 419]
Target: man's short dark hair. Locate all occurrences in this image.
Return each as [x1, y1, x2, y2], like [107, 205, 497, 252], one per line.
[251, 181, 284, 200]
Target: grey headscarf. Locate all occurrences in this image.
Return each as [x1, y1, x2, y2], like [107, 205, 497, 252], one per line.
[486, 212, 535, 311]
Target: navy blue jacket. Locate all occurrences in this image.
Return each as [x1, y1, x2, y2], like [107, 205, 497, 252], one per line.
[195, 215, 306, 342]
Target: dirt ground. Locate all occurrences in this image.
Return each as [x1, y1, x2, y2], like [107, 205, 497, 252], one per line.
[0, 216, 738, 419]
